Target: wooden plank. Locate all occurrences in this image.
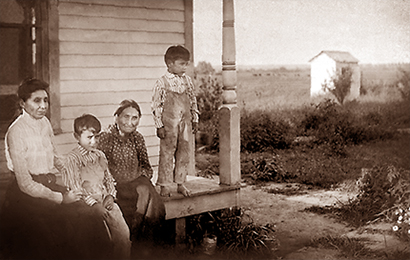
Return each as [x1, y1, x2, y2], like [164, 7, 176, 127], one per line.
[175, 218, 186, 245]
[59, 2, 184, 20]
[60, 79, 160, 93]
[59, 16, 184, 32]
[60, 54, 165, 68]
[184, 0, 193, 60]
[60, 42, 177, 56]
[60, 103, 153, 119]
[163, 177, 240, 220]
[60, 29, 184, 45]
[60, 103, 152, 119]
[59, 0, 185, 10]
[54, 132, 74, 145]
[60, 115, 153, 131]
[147, 145, 159, 157]
[60, 67, 164, 81]
[60, 91, 153, 106]
[48, 0, 62, 132]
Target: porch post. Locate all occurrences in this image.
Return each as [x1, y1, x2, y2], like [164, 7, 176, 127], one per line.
[219, 0, 240, 185]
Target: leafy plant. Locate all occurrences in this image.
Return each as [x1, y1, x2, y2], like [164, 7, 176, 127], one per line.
[241, 153, 287, 184]
[330, 166, 410, 230]
[194, 61, 215, 76]
[185, 207, 279, 259]
[194, 62, 222, 152]
[395, 67, 410, 101]
[241, 111, 292, 152]
[309, 235, 375, 259]
[391, 207, 410, 241]
[322, 66, 353, 105]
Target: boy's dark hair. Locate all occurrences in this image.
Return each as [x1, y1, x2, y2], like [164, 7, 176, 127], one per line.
[164, 45, 190, 65]
[74, 114, 101, 135]
[114, 99, 141, 117]
[18, 78, 49, 102]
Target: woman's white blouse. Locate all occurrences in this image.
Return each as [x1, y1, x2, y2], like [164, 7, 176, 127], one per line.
[5, 110, 63, 203]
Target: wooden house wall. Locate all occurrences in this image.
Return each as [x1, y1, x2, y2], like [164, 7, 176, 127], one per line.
[54, 0, 188, 170]
[310, 54, 336, 97]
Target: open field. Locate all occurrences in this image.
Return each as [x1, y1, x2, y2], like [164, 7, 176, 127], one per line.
[194, 62, 410, 259]
[234, 63, 409, 112]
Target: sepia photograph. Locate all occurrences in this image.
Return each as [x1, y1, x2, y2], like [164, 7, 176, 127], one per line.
[0, 0, 409, 259]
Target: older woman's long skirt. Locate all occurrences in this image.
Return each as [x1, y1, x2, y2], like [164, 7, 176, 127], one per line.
[0, 178, 112, 260]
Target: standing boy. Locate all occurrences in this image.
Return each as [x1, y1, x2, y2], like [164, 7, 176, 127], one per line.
[61, 114, 131, 259]
[152, 45, 199, 197]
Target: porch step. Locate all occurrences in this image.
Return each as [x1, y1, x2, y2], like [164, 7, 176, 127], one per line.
[162, 175, 240, 220]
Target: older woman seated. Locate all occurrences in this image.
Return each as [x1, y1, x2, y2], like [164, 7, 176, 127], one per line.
[0, 78, 112, 260]
[98, 99, 166, 247]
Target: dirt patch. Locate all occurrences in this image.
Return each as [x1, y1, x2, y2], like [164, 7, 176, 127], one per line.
[239, 182, 409, 259]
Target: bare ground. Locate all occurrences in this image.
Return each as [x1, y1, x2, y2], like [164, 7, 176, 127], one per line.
[239, 182, 409, 260]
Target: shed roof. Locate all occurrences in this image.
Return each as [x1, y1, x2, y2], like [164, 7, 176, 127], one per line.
[309, 51, 359, 63]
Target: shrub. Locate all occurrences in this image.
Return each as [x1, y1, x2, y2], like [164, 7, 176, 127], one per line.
[322, 66, 353, 105]
[299, 99, 396, 156]
[395, 67, 410, 101]
[194, 61, 215, 76]
[309, 235, 373, 259]
[195, 74, 222, 122]
[240, 153, 287, 184]
[185, 207, 278, 259]
[194, 62, 222, 152]
[241, 111, 292, 152]
[337, 166, 410, 229]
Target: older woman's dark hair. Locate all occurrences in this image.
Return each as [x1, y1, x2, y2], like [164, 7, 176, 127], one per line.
[114, 99, 141, 117]
[18, 78, 49, 102]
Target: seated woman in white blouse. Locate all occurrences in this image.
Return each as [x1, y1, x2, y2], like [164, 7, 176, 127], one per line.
[0, 78, 112, 260]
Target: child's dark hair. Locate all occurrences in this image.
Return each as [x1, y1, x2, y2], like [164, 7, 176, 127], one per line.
[164, 45, 190, 65]
[74, 114, 101, 135]
[18, 78, 49, 102]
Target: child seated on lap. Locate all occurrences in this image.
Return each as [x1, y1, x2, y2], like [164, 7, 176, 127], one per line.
[61, 114, 131, 258]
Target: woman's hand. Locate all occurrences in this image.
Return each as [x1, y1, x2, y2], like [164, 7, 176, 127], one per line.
[93, 203, 109, 219]
[62, 190, 82, 204]
[156, 127, 166, 139]
[103, 195, 114, 211]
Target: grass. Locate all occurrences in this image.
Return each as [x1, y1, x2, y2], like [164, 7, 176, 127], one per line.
[309, 235, 375, 259]
[193, 63, 410, 257]
[308, 234, 410, 260]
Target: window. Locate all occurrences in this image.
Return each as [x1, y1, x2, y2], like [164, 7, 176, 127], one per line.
[0, 0, 59, 136]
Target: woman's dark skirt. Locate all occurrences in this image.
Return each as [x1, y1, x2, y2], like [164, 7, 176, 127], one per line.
[116, 176, 166, 243]
[0, 176, 112, 260]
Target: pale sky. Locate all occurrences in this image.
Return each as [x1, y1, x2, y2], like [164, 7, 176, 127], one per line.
[193, 0, 410, 67]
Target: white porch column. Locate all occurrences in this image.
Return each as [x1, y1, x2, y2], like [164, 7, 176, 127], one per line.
[219, 0, 240, 185]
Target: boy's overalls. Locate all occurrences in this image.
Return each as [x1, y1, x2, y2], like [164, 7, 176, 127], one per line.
[157, 76, 192, 188]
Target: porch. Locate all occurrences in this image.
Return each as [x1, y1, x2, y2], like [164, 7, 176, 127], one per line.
[161, 175, 240, 243]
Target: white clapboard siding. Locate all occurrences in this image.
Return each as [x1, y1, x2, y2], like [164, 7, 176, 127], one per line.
[60, 16, 184, 32]
[60, 91, 153, 107]
[60, 103, 152, 120]
[60, 30, 184, 45]
[60, 42, 175, 56]
[58, 1, 184, 20]
[60, 67, 165, 80]
[60, 0, 184, 10]
[60, 114, 153, 133]
[57, 0, 186, 166]
[60, 55, 165, 69]
[60, 79, 158, 94]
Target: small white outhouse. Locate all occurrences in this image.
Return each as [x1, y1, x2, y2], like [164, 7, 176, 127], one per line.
[309, 51, 360, 100]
